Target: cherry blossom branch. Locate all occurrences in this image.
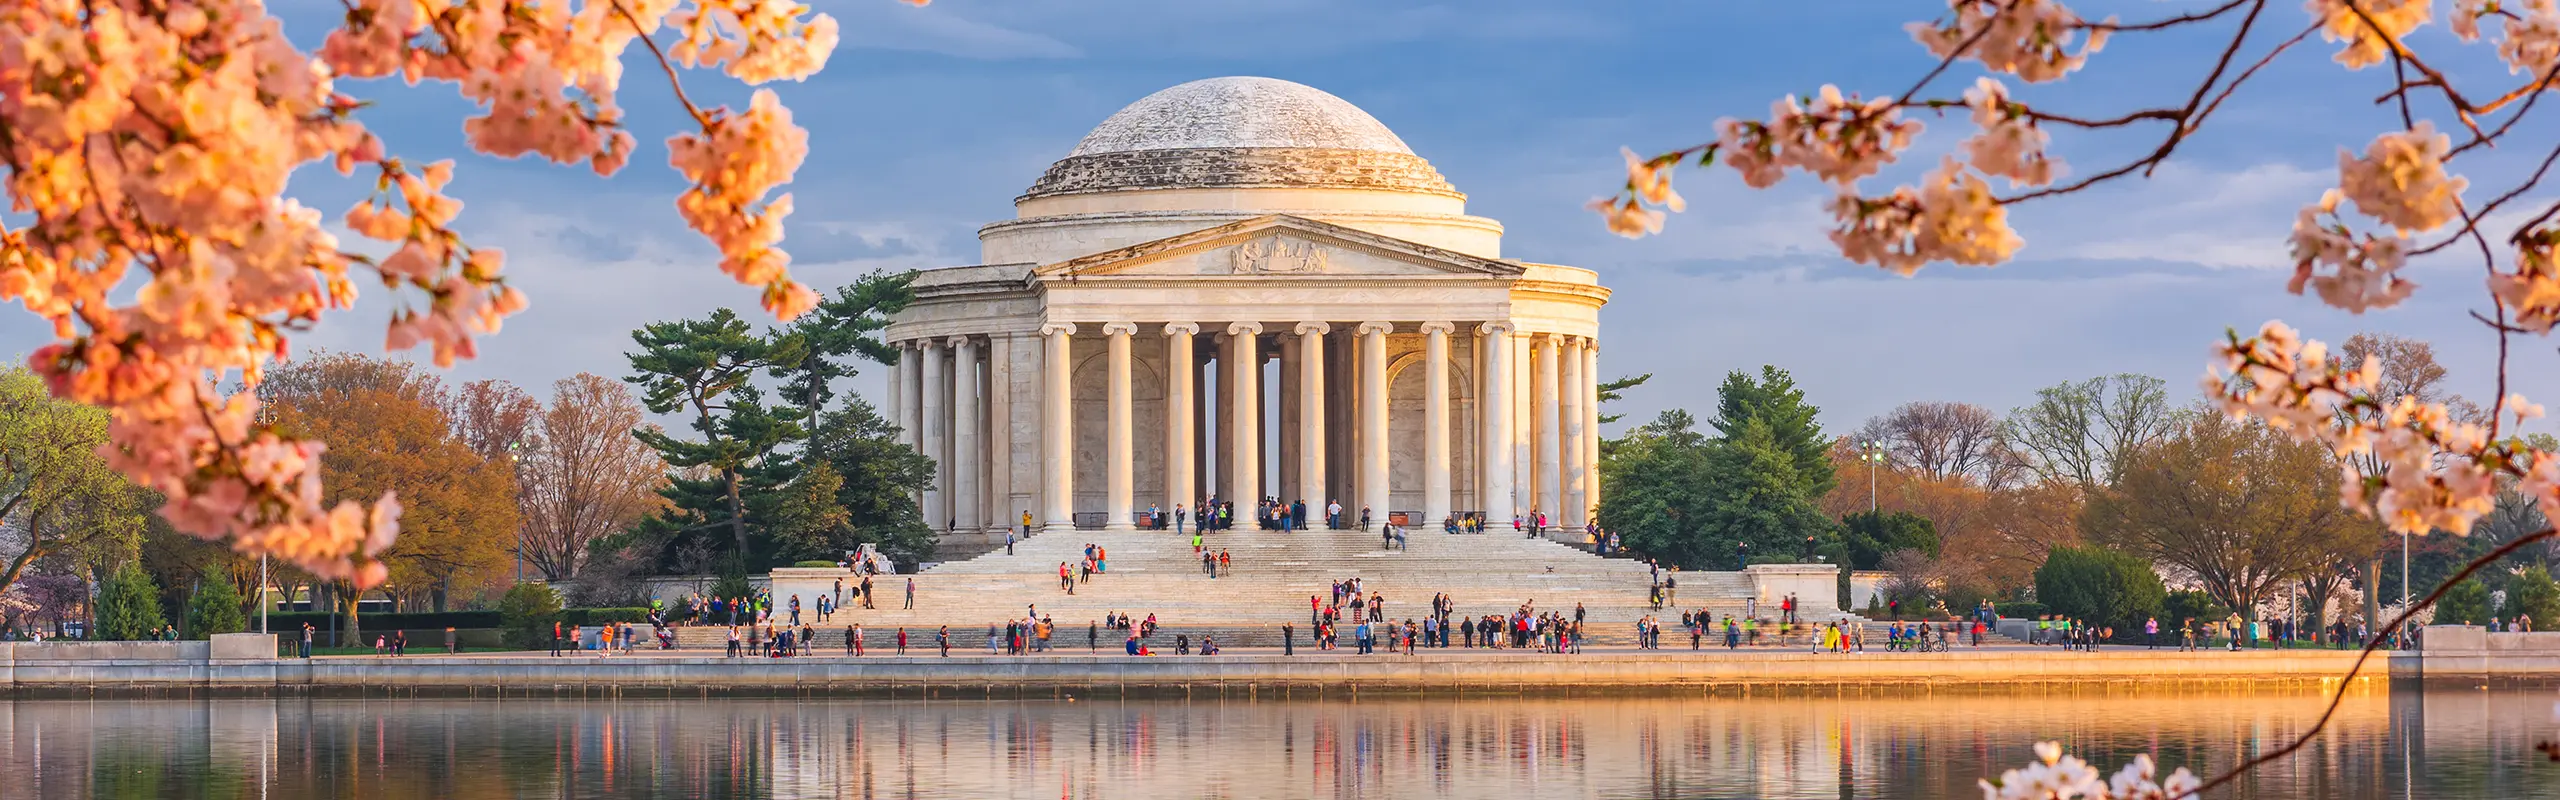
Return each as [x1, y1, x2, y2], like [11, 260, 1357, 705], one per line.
[610, 0, 712, 129]
[2182, 526, 2556, 799]
[2004, 0, 2271, 202]
[2077, 0, 2255, 32]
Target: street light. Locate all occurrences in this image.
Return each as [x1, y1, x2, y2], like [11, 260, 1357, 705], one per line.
[1862, 440, 1887, 513]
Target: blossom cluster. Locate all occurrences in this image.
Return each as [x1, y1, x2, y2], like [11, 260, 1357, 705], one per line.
[0, 0, 852, 587]
[1908, 0, 2112, 83]
[2309, 0, 2434, 70]
[2203, 321, 2544, 536]
[2495, 226, 2560, 332]
[2287, 190, 2417, 313]
[1979, 742, 2200, 800]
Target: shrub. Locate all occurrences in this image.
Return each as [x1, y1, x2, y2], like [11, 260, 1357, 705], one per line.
[2436, 578, 2493, 626]
[2034, 546, 2166, 632]
[2501, 566, 2560, 629]
[497, 583, 563, 648]
[1993, 601, 2047, 620]
[97, 562, 168, 640]
[183, 575, 246, 639]
[2163, 590, 2231, 630]
[792, 560, 839, 568]
[261, 611, 503, 631]
[711, 554, 753, 602]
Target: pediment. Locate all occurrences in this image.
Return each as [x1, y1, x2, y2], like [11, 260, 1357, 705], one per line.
[1038, 215, 1524, 279]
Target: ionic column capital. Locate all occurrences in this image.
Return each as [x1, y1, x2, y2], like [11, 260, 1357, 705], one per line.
[918, 337, 945, 351]
[1101, 321, 1139, 337]
[1163, 322, 1201, 337]
[1226, 321, 1264, 337]
[1039, 322, 1079, 337]
[1477, 321, 1515, 337]
[945, 334, 974, 349]
[1293, 321, 1332, 336]
[1418, 320, 1456, 335]
[1356, 320, 1394, 336]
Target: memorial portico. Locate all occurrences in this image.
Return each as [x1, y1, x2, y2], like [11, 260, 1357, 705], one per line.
[884, 77, 1611, 550]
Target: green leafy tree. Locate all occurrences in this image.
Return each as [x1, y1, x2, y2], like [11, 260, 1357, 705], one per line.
[0, 370, 150, 600]
[626, 309, 809, 562]
[1842, 510, 1938, 570]
[2434, 578, 2492, 626]
[809, 397, 937, 567]
[2034, 546, 2167, 634]
[2163, 589, 2231, 631]
[1708, 366, 1835, 498]
[767, 460, 855, 564]
[2085, 412, 2353, 620]
[2502, 566, 2560, 629]
[771, 272, 913, 457]
[96, 562, 167, 640]
[1600, 410, 1840, 570]
[183, 573, 246, 639]
[497, 582, 564, 649]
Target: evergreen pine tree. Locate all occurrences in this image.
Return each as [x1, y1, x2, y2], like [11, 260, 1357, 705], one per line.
[183, 572, 247, 639]
[96, 562, 166, 640]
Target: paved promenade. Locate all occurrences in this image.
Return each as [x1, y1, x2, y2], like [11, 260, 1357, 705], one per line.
[1, 645, 2399, 698]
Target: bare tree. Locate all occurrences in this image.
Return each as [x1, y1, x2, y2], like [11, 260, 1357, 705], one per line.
[1856, 401, 2012, 486]
[449, 379, 542, 463]
[2336, 333, 2464, 640]
[519, 374, 666, 581]
[2004, 374, 2178, 489]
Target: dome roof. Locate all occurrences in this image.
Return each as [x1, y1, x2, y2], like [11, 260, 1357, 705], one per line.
[1022, 77, 1455, 202]
[1067, 77, 1414, 157]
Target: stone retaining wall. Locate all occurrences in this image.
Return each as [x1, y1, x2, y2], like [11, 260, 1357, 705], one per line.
[0, 646, 2393, 698]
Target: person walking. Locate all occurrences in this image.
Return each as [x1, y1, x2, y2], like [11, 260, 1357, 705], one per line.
[2145, 617, 2159, 649]
[904, 578, 916, 610]
[850, 624, 864, 656]
[301, 623, 315, 658]
[897, 627, 909, 655]
[938, 625, 951, 657]
[1006, 529, 1016, 556]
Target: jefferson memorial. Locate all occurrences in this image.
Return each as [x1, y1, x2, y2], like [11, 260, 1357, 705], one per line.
[883, 77, 1611, 550]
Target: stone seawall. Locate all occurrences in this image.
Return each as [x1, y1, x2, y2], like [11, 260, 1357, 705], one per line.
[0, 648, 2403, 699]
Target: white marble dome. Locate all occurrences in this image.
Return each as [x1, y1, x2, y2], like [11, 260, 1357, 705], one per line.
[990, 76, 1504, 264]
[1066, 76, 1415, 157]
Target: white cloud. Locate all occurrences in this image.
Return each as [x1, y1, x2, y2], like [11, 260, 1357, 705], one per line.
[834, 3, 1083, 60]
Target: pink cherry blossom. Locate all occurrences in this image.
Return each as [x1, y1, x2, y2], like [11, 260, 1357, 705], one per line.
[0, 0, 867, 587]
[1908, 0, 2112, 83]
[2336, 121, 2467, 234]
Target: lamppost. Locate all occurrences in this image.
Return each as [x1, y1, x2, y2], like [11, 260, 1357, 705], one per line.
[1862, 440, 1887, 513]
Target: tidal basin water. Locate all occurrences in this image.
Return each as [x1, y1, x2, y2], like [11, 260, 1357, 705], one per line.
[0, 688, 2548, 799]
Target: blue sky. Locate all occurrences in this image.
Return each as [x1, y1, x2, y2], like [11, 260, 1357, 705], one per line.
[20, 0, 2553, 434]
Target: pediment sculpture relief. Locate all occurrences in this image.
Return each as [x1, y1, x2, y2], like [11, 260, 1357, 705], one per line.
[1231, 237, 1329, 275]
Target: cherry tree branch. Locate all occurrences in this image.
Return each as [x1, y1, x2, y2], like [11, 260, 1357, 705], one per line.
[2182, 526, 2556, 799]
[610, 0, 712, 129]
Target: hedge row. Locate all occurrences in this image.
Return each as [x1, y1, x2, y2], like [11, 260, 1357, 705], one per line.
[1994, 602, 2050, 619]
[261, 611, 500, 631]
[261, 607, 652, 631]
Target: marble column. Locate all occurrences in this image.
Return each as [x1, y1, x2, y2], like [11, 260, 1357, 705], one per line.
[1559, 335, 1585, 529]
[1512, 333, 1530, 522]
[1214, 334, 1233, 501]
[1163, 323, 1198, 521]
[1102, 323, 1138, 531]
[898, 342, 922, 454]
[919, 338, 948, 533]
[1357, 321, 1391, 527]
[988, 334, 1015, 537]
[1227, 322, 1263, 507]
[1420, 321, 1454, 524]
[1294, 322, 1330, 515]
[1039, 323, 1076, 533]
[1480, 323, 1517, 529]
[888, 343, 907, 449]
[951, 335, 982, 535]
[1534, 333, 1561, 529]
[1582, 338, 1602, 521]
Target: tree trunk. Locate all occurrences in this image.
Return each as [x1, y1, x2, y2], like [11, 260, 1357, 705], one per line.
[726, 466, 749, 557]
[2362, 557, 2382, 637]
[341, 582, 360, 650]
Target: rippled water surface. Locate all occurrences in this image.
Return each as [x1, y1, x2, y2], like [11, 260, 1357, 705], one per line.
[0, 687, 2551, 799]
